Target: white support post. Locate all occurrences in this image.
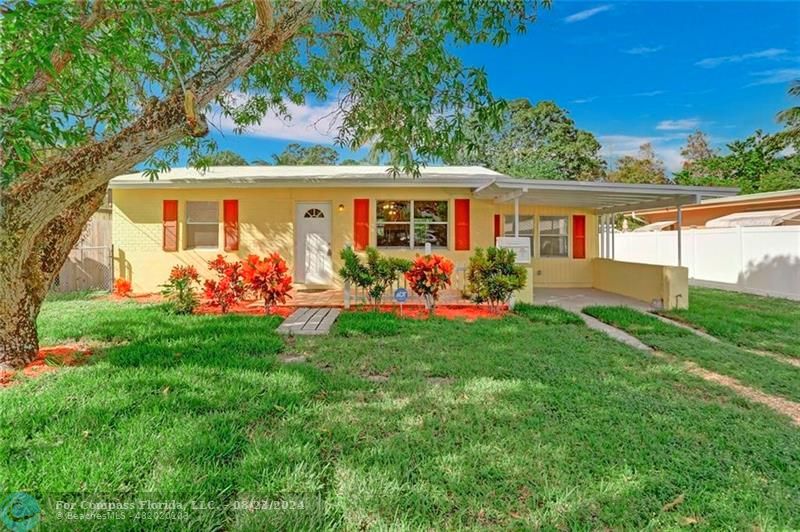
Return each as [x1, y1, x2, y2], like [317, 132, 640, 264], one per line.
[514, 197, 520, 238]
[611, 213, 616, 260]
[676, 204, 683, 267]
[599, 214, 605, 258]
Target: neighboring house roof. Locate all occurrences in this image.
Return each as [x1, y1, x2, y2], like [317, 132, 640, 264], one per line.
[636, 188, 800, 216]
[634, 221, 676, 232]
[706, 208, 800, 228]
[110, 165, 738, 214]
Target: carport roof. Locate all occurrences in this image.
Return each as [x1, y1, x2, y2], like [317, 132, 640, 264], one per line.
[472, 178, 739, 214]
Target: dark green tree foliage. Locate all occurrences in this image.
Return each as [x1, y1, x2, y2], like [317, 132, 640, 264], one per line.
[272, 143, 339, 165]
[607, 143, 668, 184]
[466, 247, 527, 311]
[205, 150, 249, 165]
[675, 131, 797, 194]
[449, 99, 605, 180]
[339, 247, 411, 307]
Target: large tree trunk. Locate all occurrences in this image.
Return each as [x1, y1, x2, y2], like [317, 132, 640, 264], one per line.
[0, 2, 315, 369]
[0, 185, 108, 369]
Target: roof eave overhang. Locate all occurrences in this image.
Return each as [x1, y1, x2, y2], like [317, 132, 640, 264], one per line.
[472, 178, 739, 214]
[109, 176, 495, 190]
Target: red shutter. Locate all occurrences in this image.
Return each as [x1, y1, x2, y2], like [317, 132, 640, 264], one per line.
[493, 214, 501, 244]
[162, 200, 178, 252]
[454, 199, 470, 250]
[353, 199, 369, 251]
[223, 199, 239, 251]
[573, 215, 586, 259]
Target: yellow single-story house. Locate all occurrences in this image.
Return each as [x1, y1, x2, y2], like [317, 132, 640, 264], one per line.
[109, 166, 737, 309]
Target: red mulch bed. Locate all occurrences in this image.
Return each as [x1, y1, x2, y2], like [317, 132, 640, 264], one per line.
[0, 345, 90, 389]
[361, 304, 507, 321]
[105, 293, 505, 321]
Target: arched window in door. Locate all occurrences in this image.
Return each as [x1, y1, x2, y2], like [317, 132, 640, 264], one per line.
[304, 208, 325, 219]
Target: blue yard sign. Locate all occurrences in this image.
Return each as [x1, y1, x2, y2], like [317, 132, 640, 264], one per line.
[394, 288, 408, 303]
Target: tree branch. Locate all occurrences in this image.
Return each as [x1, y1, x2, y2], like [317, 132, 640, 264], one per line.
[6, 2, 117, 113]
[4, 0, 317, 253]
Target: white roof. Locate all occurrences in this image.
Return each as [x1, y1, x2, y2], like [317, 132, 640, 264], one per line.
[633, 220, 676, 232]
[110, 165, 502, 188]
[706, 208, 800, 228]
[471, 177, 738, 214]
[110, 165, 739, 213]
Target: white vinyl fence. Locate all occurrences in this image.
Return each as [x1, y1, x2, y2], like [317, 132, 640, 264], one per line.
[613, 226, 800, 300]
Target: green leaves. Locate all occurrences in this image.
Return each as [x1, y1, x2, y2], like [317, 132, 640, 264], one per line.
[447, 98, 606, 181]
[2, 0, 547, 185]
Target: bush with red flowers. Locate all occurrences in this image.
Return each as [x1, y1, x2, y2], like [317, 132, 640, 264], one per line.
[241, 253, 293, 314]
[203, 255, 246, 313]
[161, 265, 201, 314]
[404, 254, 454, 315]
[113, 278, 132, 297]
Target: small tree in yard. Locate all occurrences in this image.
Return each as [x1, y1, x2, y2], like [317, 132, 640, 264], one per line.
[161, 266, 201, 315]
[242, 253, 293, 314]
[466, 247, 527, 312]
[203, 255, 246, 313]
[0, 0, 548, 368]
[338, 247, 410, 307]
[404, 254, 454, 316]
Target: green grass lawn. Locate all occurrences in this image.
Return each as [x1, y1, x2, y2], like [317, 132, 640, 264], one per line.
[583, 305, 800, 403]
[0, 298, 798, 529]
[661, 287, 800, 358]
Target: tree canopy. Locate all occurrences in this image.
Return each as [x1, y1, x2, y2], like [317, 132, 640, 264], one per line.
[607, 143, 668, 184]
[447, 99, 605, 180]
[272, 143, 339, 165]
[205, 150, 249, 166]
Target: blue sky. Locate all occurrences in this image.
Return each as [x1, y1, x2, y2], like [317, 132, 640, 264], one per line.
[210, 1, 800, 174]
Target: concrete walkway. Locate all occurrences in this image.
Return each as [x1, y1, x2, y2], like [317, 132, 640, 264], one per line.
[535, 288, 654, 351]
[277, 307, 340, 336]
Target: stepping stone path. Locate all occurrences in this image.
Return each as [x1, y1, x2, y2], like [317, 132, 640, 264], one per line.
[277, 307, 340, 336]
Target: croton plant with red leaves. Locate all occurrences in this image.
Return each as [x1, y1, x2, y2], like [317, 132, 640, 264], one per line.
[241, 253, 293, 313]
[404, 254, 454, 314]
[113, 278, 132, 297]
[203, 255, 246, 313]
[161, 265, 201, 314]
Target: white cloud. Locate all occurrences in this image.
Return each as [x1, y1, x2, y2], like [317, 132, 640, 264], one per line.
[624, 46, 663, 55]
[598, 134, 685, 173]
[695, 48, 787, 68]
[656, 118, 701, 131]
[747, 68, 800, 86]
[215, 99, 342, 144]
[571, 96, 597, 104]
[633, 90, 665, 97]
[563, 5, 612, 23]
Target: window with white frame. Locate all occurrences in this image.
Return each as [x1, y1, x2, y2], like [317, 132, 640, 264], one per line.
[539, 216, 569, 257]
[186, 201, 219, 249]
[503, 215, 534, 250]
[376, 200, 448, 248]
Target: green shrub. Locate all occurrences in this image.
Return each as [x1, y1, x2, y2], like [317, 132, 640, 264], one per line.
[339, 247, 411, 306]
[466, 247, 527, 311]
[161, 265, 201, 314]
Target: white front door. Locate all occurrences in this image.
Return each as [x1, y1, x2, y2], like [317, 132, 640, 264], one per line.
[295, 202, 333, 285]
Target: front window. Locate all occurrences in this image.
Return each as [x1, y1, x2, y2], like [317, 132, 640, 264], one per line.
[186, 201, 219, 249]
[539, 216, 568, 257]
[377, 200, 448, 248]
[503, 215, 534, 251]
